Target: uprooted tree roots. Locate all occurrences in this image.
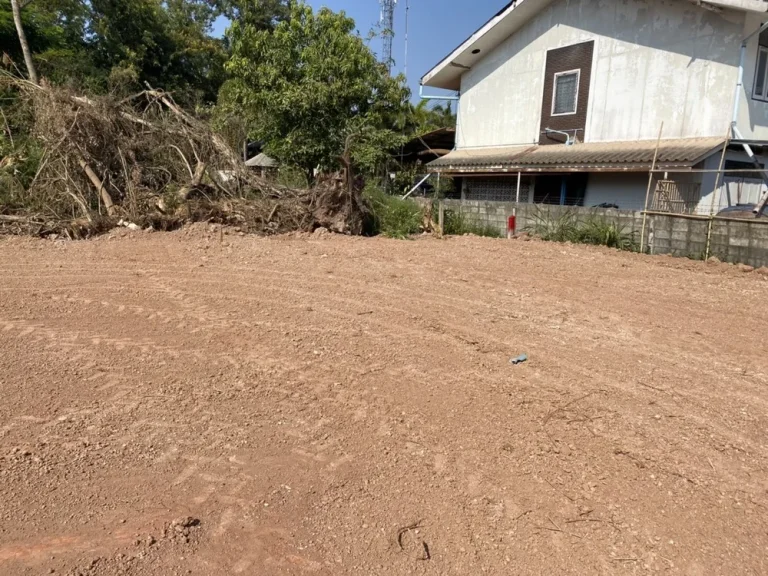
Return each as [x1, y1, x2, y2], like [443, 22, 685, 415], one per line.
[0, 76, 367, 237]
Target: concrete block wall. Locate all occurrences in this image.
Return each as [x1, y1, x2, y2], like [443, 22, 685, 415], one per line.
[442, 200, 646, 237]
[440, 199, 768, 268]
[705, 218, 768, 267]
[647, 214, 710, 259]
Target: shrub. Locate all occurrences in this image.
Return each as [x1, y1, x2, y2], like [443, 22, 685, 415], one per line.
[526, 206, 579, 242]
[276, 165, 310, 188]
[574, 217, 638, 251]
[0, 136, 45, 213]
[526, 206, 637, 251]
[363, 185, 422, 238]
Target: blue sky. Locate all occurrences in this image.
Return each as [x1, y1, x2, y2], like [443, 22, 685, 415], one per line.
[212, 0, 507, 99]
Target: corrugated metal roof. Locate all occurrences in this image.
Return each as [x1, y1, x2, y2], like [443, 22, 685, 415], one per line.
[428, 137, 725, 172]
[245, 153, 278, 168]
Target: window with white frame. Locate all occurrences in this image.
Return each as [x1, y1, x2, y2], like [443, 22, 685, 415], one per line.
[552, 70, 580, 115]
[754, 46, 768, 101]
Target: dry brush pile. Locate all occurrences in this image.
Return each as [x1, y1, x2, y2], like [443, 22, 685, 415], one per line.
[0, 75, 367, 238]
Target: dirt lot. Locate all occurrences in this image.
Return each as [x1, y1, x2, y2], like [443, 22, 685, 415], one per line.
[1, 227, 767, 575]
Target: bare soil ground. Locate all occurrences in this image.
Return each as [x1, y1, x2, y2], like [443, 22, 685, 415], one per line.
[1, 227, 768, 576]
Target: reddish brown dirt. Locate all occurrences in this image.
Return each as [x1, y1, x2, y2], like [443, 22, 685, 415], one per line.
[1, 227, 768, 575]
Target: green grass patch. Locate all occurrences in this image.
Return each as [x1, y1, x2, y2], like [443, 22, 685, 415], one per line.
[443, 209, 502, 238]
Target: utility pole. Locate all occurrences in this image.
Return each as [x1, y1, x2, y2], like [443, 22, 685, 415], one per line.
[379, 0, 397, 73]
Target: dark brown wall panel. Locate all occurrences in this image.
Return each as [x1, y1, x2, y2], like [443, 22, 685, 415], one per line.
[539, 40, 594, 145]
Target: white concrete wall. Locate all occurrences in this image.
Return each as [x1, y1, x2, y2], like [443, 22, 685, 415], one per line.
[583, 173, 650, 210]
[456, 0, 761, 149]
[737, 12, 768, 139]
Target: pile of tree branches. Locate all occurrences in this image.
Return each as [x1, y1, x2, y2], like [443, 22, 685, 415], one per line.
[0, 74, 367, 238]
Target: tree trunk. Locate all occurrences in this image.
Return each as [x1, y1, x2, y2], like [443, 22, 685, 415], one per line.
[10, 0, 38, 85]
[77, 157, 115, 216]
[177, 162, 207, 200]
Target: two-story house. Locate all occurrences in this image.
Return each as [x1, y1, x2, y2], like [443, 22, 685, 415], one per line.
[421, 0, 768, 213]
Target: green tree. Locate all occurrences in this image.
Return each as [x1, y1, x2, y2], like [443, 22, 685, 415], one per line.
[3, 0, 227, 104]
[221, 1, 410, 179]
[88, 0, 225, 104]
[213, 0, 289, 30]
[2, 0, 92, 85]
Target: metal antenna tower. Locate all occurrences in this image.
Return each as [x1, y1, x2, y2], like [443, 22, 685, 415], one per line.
[379, 0, 397, 72]
[404, 0, 410, 81]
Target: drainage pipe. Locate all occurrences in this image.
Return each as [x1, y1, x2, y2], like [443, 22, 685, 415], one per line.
[544, 127, 574, 146]
[402, 172, 433, 199]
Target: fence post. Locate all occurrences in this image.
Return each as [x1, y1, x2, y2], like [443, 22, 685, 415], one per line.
[641, 122, 664, 253]
[705, 125, 731, 261]
[704, 218, 715, 261]
[438, 200, 444, 234]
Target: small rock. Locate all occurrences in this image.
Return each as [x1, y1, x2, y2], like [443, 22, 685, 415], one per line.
[118, 219, 142, 231]
[737, 263, 755, 273]
[756, 266, 768, 276]
[313, 227, 329, 236]
[707, 256, 721, 264]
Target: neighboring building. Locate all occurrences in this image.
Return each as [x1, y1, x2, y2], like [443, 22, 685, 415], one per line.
[421, 0, 768, 213]
[396, 127, 456, 166]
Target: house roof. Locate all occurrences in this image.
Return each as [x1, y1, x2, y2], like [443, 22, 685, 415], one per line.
[245, 153, 278, 168]
[421, 0, 768, 91]
[427, 137, 725, 173]
[395, 127, 456, 164]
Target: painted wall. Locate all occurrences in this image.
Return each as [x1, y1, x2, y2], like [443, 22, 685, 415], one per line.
[738, 12, 768, 139]
[456, 0, 760, 148]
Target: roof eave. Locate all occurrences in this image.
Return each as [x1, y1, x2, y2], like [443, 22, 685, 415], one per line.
[421, 0, 543, 91]
[703, 0, 768, 13]
[429, 163, 701, 174]
[421, 0, 768, 91]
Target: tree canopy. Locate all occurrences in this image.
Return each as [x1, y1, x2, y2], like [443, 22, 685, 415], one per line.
[409, 100, 457, 135]
[220, 1, 411, 178]
[2, 0, 240, 105]
[88, 0, 225, 103]
[4, 0, 437, 186]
